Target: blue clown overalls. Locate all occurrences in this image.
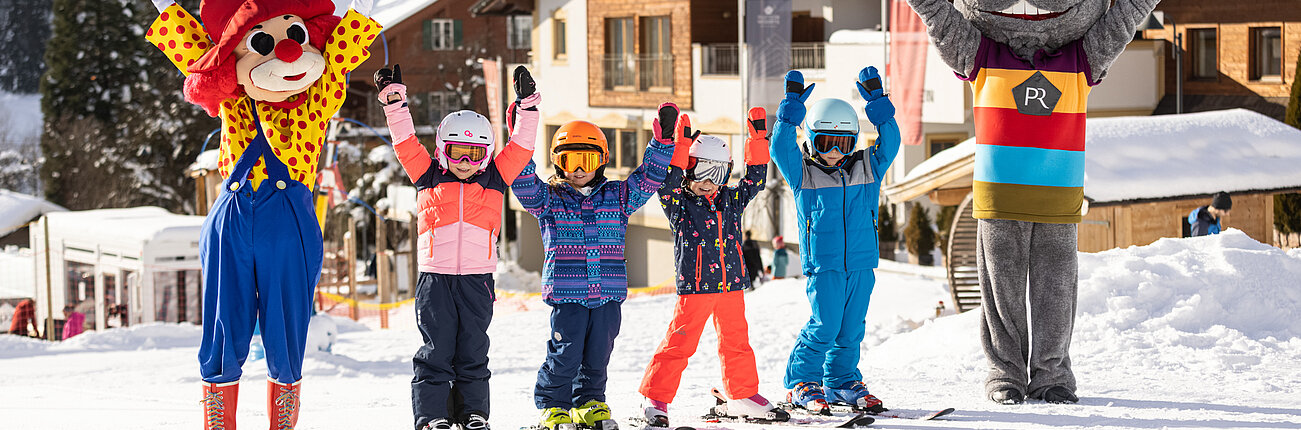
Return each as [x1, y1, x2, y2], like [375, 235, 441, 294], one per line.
[198, 100, 324, 385]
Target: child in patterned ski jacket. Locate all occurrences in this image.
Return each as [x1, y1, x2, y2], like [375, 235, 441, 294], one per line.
[513, 103, 680, 430]
[637, 108, 790, 428]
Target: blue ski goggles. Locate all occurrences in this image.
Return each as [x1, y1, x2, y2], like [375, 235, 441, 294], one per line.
[809, 130, 857, 155]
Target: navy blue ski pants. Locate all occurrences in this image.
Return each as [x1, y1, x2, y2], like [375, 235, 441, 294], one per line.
[533, 301, 622, 409]
[412, 273, 495, 429]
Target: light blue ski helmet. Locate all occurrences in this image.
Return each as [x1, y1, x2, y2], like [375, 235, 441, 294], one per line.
[802, 98, 859, 156]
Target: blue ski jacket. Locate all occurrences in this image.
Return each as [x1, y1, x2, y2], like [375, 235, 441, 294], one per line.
[770, 108, 901, 275]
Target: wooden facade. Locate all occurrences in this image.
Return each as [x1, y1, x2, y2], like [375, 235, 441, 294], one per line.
[1079, 191, 1282, 252]
[586, 0, 694, 109]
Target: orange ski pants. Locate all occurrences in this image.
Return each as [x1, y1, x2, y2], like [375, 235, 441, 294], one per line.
[639, 290, 759, 403]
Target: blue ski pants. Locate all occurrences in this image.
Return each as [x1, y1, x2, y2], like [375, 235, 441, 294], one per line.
[412, 273, 495, 429]
[534, 301, 622, 409]
[784, 270, 876, 389]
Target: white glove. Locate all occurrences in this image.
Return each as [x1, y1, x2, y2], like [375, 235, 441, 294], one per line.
[151, 0, 175, 14]
[351, 0, 375, 16]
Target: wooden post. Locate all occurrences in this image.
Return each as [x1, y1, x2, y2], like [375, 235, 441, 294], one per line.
[376, 210, 390, 329]
[347, 221, 358, 321]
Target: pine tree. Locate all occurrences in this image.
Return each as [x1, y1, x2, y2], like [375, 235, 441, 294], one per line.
[40, 0, 215, 211]
[905, 204, 936, 266]
[0, 0, 53, 93]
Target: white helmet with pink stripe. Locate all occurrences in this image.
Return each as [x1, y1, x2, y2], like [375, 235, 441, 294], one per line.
[435, 110, 496, 172]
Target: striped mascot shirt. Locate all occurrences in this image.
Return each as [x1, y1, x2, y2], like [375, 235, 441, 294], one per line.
[961, 36, 1098, 224]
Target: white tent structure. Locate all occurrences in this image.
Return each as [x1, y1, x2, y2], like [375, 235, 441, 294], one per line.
[30, 207, 205, 336]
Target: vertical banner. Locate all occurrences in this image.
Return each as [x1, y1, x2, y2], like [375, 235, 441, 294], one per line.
[746, 0, 791, 113]
[889, 0, 928, 146]
[482, 58, 504, 151]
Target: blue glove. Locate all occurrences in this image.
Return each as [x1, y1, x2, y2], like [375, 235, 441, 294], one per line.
[777, 70, 815, 126]
[857, 66, 894, 126]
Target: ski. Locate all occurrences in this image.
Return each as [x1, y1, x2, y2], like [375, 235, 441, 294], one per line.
[811, 402, 955, 421]
[625, 416, 695, 430]
[699, 412, 873, 428]
[522, 420, 620, 430]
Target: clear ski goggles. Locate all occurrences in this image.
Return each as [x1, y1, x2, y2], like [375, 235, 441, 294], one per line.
[686, 158, 731, 184]
[810, 130, 857, 155]
[444, 142, 490, 164]
[554, 149, 606, 173]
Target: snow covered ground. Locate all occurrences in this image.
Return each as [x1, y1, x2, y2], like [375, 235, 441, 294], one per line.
[2, 229, 1299, 429]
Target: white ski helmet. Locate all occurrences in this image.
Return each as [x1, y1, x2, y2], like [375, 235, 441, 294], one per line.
[689, 134, 731, 163]
[435, 110, 496, 172]
[801, 98, 860, 157]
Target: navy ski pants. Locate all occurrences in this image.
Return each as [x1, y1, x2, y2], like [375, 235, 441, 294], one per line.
[534, 301, 622, 409]
[412, 273, 495, 429]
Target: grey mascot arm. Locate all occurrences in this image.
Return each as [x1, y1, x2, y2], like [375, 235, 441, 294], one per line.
[1082, 0, 1162, 82]
[904, 0, 982, 77]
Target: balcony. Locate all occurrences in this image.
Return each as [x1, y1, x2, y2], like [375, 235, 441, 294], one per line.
[700, 42, 825, 75]
[602, 54, 674, 91]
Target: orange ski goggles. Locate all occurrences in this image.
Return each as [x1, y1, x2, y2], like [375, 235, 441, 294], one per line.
[553, 149, 606, 173]
[444, 143, 489, 164]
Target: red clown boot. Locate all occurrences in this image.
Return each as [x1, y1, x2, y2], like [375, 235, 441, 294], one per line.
[202, 381, 239, 430]
[268, 379, 302, 430]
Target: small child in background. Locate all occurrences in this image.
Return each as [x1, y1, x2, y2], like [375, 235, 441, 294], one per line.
[638, 108, 788, 428]
[376, 64, 541, 430]
[771, 236, 789, 279]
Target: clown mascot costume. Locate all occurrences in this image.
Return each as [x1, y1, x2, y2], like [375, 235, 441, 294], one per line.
[144, 0, 381, 428]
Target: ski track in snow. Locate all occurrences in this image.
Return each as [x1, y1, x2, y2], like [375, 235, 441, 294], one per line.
[1, 230, 1299, 429]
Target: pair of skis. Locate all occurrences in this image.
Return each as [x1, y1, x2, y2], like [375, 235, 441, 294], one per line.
[669, 388, 952, 428]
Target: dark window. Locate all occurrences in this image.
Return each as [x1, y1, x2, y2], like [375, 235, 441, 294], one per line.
[553, 19, 567, 59]
[639, 16, 672, 90]
[508, 15, 532, 50]
[1190, 28, 1217, 80]
[1250, 27, 1282, 80]
[423, 19, 461, 51]
[618, 129, 639, 168]
[604, 18, 635, 90]
[545, 125, 560, 166]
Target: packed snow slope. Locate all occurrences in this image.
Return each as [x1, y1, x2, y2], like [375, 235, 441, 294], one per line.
[2, 229, 1299, 429]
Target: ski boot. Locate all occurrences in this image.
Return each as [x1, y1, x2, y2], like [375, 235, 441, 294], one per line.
[786, 381, 831, 415]
[462, 412, 491, 430]
[1041, 386, 1078, 404]
[421, 418, 455, 430]
[827, 381, 887, 414]
[710, 389, 790, 423]
[639, 399, 670, 429]
[540, 407, 577, 430]
[572, 399, 619, 430]
[990, 388, 1024, 405]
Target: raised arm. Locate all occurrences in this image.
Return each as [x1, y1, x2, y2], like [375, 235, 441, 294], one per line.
[496, 66, 542, 184]
[857, 67, 902, 177]
[771, 71, 814, 190]
[374, 65, 435, 184]
[145, 1, 210, 75]
[732, 107, 770, 208]
[1083, 0, 1162, 83]
[657, 119, 693, 221]
[903, 0, 982, 77]
[619, 103, 681, 216]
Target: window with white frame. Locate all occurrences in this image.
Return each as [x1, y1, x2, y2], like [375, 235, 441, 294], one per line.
[412, 91, 463, 125]
[424, 19, 461, 51]
[508, 15, 532, 50]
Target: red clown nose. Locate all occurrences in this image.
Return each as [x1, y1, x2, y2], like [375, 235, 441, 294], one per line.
[275, 39, 304, 63]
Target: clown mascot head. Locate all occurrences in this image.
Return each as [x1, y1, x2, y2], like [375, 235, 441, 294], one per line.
[145, 0, 380, 428]
[901, 0, 1160, 405]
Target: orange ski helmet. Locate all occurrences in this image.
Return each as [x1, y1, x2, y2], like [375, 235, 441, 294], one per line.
[551, 121, 609, 174]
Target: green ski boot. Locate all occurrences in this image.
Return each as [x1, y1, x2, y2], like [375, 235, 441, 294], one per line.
[539, 407, 576, 430]
[571, 400, 618, 430]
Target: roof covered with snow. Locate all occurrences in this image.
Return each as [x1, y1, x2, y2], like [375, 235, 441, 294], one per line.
[335, 0, 440, 28]
[0, 190, 66, 238]
[828, 28, 886, 45]
[43, 207, 203, 249]
[889, 109, 1301, 204]
[1084, 109, 1301, 203]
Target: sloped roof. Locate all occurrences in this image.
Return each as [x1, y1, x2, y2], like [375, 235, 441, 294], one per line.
[0, 190, 65, 238]
[886, 109, 1301, 204]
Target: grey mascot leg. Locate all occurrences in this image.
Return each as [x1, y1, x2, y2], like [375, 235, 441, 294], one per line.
[977, 219, 1078, 398]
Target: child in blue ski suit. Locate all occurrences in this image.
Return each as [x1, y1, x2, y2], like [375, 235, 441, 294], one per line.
[771, 67, 901, 414]
[512, 103, 680, 430]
